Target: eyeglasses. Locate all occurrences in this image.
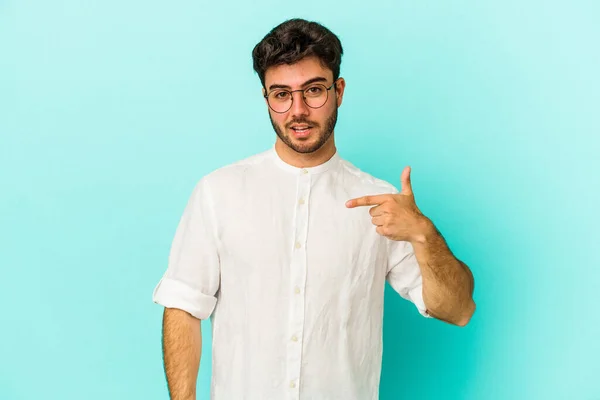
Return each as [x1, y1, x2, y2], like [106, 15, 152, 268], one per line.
[264, 80, 337, 113]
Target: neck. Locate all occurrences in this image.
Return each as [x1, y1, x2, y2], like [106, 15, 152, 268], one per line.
[274, 136, 337, 168]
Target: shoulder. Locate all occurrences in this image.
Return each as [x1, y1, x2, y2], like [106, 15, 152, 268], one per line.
[195, 148, 273, 191]
[338, 157, 400, 196]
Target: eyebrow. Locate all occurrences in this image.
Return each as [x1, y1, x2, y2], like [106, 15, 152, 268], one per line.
[267, 76, 329, 91]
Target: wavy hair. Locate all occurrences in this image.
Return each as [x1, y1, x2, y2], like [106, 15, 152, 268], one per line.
[252, 18, 344, 88]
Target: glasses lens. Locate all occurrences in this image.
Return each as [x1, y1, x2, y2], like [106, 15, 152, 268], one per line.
[267, 84, 330, 113]
[304, 84, 328, 108]
[268, 91, 292, 113]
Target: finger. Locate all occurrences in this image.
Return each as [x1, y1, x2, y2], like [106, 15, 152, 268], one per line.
[346, 194, 389, 208]
[371, 215, 385, 226]
[401, 166, 413, 195]
[375, 225, 387, 236]
[369, 205, 385, 217]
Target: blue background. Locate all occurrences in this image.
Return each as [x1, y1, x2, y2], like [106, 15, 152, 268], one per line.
[1, 1, 599, 399]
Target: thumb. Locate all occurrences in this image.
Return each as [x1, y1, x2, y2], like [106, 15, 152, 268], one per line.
[400, 166, 413, 195]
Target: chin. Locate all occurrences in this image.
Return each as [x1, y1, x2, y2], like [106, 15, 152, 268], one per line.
[291, 142, 323, 154]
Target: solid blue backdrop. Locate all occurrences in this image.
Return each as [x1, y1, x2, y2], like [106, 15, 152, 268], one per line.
[1, 1, 598, 399]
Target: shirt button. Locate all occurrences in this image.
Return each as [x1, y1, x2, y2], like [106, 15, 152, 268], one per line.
[291, 335, 298, 342]
[298, 198, 305, 205]
[294, 287, 301, 294]
[290, 381, 296, 388]
[302, 169, 308, 174]
[295, 242, 301, 249]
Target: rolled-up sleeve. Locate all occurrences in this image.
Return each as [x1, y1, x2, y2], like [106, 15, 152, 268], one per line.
[386, 239, 432, 318]
[152, 177, 220, 320]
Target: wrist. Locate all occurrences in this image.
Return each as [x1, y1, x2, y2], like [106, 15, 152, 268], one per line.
[410, 216, 437, 245]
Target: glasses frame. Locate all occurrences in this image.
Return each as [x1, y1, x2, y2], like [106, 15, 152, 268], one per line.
[264, 79, 338, 114]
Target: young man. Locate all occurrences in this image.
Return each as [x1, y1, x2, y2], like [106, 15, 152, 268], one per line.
[153, 18, 475, 400]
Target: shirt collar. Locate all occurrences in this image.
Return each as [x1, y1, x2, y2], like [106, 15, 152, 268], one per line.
[270, 144, 341, 175]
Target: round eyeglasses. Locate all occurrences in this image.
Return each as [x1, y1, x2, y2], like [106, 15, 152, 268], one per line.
[264, 80, 337, 113]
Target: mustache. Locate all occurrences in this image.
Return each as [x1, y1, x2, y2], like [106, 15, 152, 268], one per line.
[286, 119, 319, 128]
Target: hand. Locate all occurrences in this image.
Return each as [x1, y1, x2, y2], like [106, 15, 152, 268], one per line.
[345, 166, 429, 242]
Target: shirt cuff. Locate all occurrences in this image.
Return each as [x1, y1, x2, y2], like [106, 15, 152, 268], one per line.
[152, 277, 217, 320]
[408, 285, 433, 318]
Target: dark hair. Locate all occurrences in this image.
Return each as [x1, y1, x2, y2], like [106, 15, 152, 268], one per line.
[252, 18, 344, 88]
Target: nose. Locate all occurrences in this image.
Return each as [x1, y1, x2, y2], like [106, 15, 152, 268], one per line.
[289, 90, 309, 118]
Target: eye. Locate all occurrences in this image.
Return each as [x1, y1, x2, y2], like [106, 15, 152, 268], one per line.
[273, 91, 290, 100]
[305, 86, 323, 95]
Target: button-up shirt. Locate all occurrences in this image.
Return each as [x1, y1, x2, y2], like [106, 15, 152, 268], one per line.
[152, 144, 430, 400]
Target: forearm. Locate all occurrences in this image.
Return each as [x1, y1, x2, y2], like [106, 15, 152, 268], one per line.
[162, 308, 202, 400]
[411, 218, 476, 326]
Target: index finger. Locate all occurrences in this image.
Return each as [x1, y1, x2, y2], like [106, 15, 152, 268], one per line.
[345, 194, 390, 208]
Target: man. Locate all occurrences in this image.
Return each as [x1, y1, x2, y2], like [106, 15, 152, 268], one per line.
[153, 18, 475, 400]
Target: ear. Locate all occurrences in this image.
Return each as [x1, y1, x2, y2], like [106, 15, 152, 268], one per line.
[335, 77, 346, 107]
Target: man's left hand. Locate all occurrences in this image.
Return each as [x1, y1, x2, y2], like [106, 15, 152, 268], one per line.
[345, 166, 430, 243]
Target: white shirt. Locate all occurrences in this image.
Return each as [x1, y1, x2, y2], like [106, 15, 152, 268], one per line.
[152, 144, 430, 400]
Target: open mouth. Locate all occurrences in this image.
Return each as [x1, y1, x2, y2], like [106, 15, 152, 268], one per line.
[290, 125, 313, 137]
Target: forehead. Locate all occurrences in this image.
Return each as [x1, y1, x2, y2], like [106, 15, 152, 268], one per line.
[264, 56, 333, 88]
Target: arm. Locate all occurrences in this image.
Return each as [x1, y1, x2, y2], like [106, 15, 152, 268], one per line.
[162, 307, 202, 400]
[411, 217, 476, 326]
[153, 178, 221, 397]
[345, 167, 476, 326]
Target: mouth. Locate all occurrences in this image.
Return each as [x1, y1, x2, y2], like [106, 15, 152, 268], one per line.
[289, 125, 314, 138]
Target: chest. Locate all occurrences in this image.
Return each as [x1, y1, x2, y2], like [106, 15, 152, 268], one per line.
[215, 185, 388, 287]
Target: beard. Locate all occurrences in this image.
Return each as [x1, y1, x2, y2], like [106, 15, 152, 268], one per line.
[269, 106, 338, 154]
